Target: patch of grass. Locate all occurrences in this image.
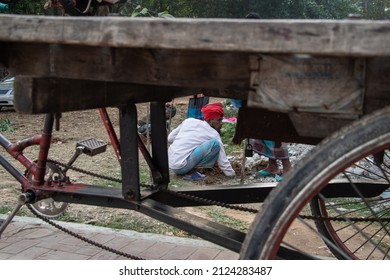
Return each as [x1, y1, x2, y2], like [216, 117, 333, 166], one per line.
[52, 211, 78, 223]
[0, 118, 14, 132]
[93, 216, 191, 237]
[94, 180, 121, 187]
[55, 209, 194, 238]
[378, 240, 390, 251]
[0, 204, 35, 217]
[202, 206, 249, 232]
[0, 206, 13, 214]
[168, 175, 197, 188]
[140, 169, 153, 184]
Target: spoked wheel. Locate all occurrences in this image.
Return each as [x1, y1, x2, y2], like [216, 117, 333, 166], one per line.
[310, 152, 390, 260]
[240, 106, 390, 260]
[27, 162, 69, 218]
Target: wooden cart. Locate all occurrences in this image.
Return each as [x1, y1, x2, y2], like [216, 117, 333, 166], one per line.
[0, 14, 389, 260]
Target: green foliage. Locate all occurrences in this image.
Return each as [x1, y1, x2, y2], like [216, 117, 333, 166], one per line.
[130, 5, 153, 17]
[220, 121, 243, 156]
[222, 99, 239, 118]
[0, 118, 14, 132]
[118, 0, 390, 19]
[360, 0, 390, 19]
[112, 1, 173, 17]
[221, 122, 235, 144]
[2, 0, 390, 19]
[6, 0, 47, 15]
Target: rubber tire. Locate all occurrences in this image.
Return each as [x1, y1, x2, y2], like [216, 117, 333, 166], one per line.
[240, 106, 390, 260]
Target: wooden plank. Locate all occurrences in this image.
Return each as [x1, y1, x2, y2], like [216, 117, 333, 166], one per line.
[1, 15, 390, 117]
[288, 112, 357, 139]
[233, 106, 322, 145]
[4, 43, 249, 89]
[1, 15, 390, 56]
[365, 57, 390, 114]
[6, 45, 390, 115]
[13, 76, 215, 113]
[248, 55, 365, 115]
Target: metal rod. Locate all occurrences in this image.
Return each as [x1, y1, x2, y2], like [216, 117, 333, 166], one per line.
[150, 101, 169, 188]
[0, 153, 30, 186]
[0, 193, 33, 238]
[119, 104, 140, 200]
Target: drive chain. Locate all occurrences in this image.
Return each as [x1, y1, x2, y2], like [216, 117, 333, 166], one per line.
[27, 159, 387, 260]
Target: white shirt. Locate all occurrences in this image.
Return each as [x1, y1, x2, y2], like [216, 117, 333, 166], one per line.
[168, 118, 235, 176]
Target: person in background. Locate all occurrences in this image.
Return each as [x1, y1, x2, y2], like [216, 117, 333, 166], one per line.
[168, 102, 235, 181]
[229, 12, 292, 182]
[250, 139, 291, 180]
[231, 94, 292, 181]
[230, 100, 291, 181]
[187, 93, 209, 120]
[137, 103, 176, 142]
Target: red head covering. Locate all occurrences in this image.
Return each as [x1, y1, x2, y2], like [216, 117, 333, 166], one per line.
[201, 102, 224, 120]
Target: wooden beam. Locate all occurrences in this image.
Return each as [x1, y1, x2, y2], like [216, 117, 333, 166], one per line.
[1, 15, 390, 56]
[365, 57, 390, 114]
[13, 76, 215, 114]
[233, 106, 323, 145]
[5, 43, 250, 89]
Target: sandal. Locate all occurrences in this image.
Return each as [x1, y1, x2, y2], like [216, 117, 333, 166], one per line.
[255, 169, 279, 178]
[183, 171, 207, 181]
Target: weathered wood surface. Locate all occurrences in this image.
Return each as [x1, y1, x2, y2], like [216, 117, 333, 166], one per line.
[13, 76, 216, 113]
[1, 15, 390, 55]
[0, 14, 390, 142]
[4, 43, 249, 88]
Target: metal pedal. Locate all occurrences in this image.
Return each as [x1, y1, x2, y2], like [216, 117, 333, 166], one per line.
[76, 138, 107, 156]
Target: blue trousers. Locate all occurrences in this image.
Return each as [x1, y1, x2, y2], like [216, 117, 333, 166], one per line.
[172, 138, 220, 175]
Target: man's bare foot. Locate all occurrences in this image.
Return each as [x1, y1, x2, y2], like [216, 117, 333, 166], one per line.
[256, 159, 280, 178]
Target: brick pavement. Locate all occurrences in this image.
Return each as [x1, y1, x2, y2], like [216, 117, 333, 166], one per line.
[0, 214, 238, 260]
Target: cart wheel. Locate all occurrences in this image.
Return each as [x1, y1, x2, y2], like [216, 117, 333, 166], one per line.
[310, 171, 389, 260]
[28, 162, 69, 218]
[240, 106, 390, 260]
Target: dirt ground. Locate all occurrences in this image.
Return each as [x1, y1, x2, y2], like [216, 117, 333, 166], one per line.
[0, 97, 258, 221]
[0, 98, 333, 258]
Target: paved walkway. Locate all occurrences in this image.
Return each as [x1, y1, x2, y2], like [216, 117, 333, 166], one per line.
[0, 214, 238, 260]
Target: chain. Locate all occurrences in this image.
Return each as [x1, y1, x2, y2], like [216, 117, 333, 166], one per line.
[27, 204, 145, 260]
[48, 159, 122, 183]
[300, 214, 390, 222]
[47, 159, 390, 221]
[27, 159, 152, 259]
[163, 188, 259, 213]
[30, 159, 388, 259]
[47, 159, 259, 213]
